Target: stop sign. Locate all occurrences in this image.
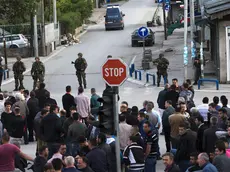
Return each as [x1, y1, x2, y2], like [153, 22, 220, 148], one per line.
[102, 58, 128, 86]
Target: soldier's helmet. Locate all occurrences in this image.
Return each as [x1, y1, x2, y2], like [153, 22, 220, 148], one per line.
[159, 53, 164, 58]
[16, 56, 22, 61]
[35, 57, 40, 60]
[78, 53, 83, 57]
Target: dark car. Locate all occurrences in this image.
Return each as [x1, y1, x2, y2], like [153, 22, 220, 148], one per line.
[131, 28, 155, 47]
[104, 5, 125, 30]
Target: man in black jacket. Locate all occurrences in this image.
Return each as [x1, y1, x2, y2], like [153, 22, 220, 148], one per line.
[162, 152, 180, 172]
[35, 83, 48, 109]
[33, 146, 49, 172]
[44, 91, 57, 106]
[27, 91, 40, 142]
[62, 86, 76, 118]
[175, 121, 197, 172]
[162, 100, 175, 152]
[40, 104, 63, 158]
[97, 133, 113, 172]
[157, 84, 170, 114]
[165, 85, 179, 109]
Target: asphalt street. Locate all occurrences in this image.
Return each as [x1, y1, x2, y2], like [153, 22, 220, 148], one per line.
[4, 0, 230, 171]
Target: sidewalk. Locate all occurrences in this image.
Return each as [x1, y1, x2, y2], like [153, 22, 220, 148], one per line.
[132, 27, 230, 91]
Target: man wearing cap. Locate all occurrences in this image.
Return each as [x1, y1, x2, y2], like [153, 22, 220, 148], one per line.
[152, 53, 169, 87]
[31, 57, 45, 90]
[74, 53, 88, 88]
[12, 56, 26, 91]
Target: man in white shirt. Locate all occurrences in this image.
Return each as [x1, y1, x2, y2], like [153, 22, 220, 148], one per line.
[119, 114, 132, 151]
[0, 93, 5, 118]
[74, 87, 90, 123]
[197, 97, 209, 122]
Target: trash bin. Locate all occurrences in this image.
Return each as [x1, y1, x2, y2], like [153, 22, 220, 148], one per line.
[144, 49, 152, 62]
[142, 58, 150, 70]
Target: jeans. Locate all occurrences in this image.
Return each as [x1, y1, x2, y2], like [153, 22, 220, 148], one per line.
[47, 142, 58, 159]
[66, 143, 80, 156]
[144, 157, 157, 172]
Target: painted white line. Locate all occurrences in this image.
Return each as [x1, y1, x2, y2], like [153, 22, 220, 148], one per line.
[2, 46, 66, 86]
[129, 55, 137, 68]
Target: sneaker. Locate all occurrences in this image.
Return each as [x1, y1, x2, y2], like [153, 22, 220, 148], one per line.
[13, 88, 18, 91]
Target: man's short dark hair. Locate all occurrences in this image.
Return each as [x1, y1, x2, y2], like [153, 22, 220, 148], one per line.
[78, 87, 84, 94]
[30, 91, 36, 98]
[70, 106, 77, 111]
[213, 96, 219, 105]
[121, 101, 128, 107]
[143, 121, 151, 127]
[129, 136, 139, 143]
[72, 112, 79, 120]
[166, 100, 172, 105]
[91, 88, 96, 93]
[66, 85, 71, 92]
[215, 140, 226, 153]
[4, 101, 12, 107]
[218, 108, 227, 114]
[138, 112, 146, 118]
[209, 103, 216, 108]
[196, 115, 204, 123]
[170, 84, 176, 91]
[119, 114, 126, 122]
[23, 90, 29, 95]
[221, 95, 227, 102]
[172, 78, 178, 82]
[50, 104, 58, 113]
[98, 132, 106, 144]
[202, 97, 209, 104]
[39, 146, 48, 154]
[52, 158, 63, 171]
[183, 83, 189, 89]
[162, 152, 174, 160]
[222, 98, 228, 106]
[0, 94, 4, 100]
[39, 83, 46, 89]
[190, 152, 198, 159]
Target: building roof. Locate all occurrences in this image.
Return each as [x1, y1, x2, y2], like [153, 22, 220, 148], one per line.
[204, 0, 230, 19]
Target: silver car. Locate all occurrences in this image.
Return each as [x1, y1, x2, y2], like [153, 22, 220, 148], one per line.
[0, 34, 29, 48]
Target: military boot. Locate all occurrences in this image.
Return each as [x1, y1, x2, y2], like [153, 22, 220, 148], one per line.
[157, 83, 160, 87]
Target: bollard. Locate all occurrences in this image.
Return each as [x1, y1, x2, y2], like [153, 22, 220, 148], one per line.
[146, 73, 156, 86]
[134, 70, 142, 80]
[129, 64, 135, 77]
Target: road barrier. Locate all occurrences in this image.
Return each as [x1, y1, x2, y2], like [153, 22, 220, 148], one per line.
[146, 73, 156, 86]
[134, 70, 142, 80]
[129, 64, 135, 77]
[198, 78, 219, 90]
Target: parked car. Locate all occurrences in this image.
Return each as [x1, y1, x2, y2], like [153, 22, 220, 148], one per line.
[104, 5, 125, 30]
[0, 34, 29, 48]
[131, 28, 155, 47]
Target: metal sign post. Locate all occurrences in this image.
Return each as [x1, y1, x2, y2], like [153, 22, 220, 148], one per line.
[113, 86, 121, 172]
[138, 27, 149, 58]
[143, 37, 145, 57]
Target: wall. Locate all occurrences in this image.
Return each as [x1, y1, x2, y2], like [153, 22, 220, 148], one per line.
[218, 20, 230, 83]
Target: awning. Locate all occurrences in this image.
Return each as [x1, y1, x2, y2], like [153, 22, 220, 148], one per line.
[195, 18, 215, 26]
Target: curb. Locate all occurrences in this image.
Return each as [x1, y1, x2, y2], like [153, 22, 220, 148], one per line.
[2, 46, 66, 86]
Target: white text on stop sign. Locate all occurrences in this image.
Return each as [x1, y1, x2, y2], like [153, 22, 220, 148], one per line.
[105, 68, 124, 77]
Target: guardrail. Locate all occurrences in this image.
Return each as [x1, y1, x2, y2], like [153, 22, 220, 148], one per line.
[134, 70, 142, 80]
[198, 78, 219, 90]
[129, 64, 135, 77]
[146, 73, 156, 86]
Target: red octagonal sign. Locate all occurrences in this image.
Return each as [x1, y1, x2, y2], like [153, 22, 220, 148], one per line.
[102, 58, 128, 86]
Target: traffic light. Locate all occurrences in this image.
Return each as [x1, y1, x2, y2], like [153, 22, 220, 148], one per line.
[97, 86, 115, 135]
[193, 30, 201, 44]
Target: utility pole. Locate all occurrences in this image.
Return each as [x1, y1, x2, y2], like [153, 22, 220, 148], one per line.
[41, 0, 46, 56]
[183, 0, 188, 81]
[162, 0, 167, 40]
[2, 29, 8, 77]
[200, 25, 204, 79]
[53, 0, 57, 25]
[113, 86, 121, 172]
[33, 12, 39, 57]
[190, 0, 196, 79]
[96, 0, 99, 8]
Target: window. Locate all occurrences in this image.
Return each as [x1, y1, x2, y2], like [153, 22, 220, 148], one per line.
[11, 35, 20, 41]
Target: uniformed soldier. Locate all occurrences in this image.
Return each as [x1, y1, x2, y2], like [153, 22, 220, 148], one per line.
[74, 53, 87, 88]
[12, 56, 26, 91]
[153, 53, 169, 87]
[31, 57, 45, 90]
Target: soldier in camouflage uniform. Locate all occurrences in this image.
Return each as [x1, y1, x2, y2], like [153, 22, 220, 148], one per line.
[31, 57, 45, 90]
[153, 53, 169, 87]
[74, 53, 88, 88]
[12, 56, 26, 91]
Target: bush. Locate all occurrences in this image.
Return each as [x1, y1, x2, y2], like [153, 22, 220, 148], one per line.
[59, 12, 82, 34]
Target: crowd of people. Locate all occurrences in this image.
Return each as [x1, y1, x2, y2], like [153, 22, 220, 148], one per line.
[1, 78, 230, 172]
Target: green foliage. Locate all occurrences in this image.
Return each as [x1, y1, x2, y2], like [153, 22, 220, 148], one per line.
[59, 12, 82, 34]
[0, 0, 38, 24]
[57, 0, 93, 34]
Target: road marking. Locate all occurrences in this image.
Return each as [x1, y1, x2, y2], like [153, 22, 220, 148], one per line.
[2, 46, 66, 86]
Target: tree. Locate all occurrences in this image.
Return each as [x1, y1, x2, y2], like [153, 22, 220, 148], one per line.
[0, 0, 39, 24]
